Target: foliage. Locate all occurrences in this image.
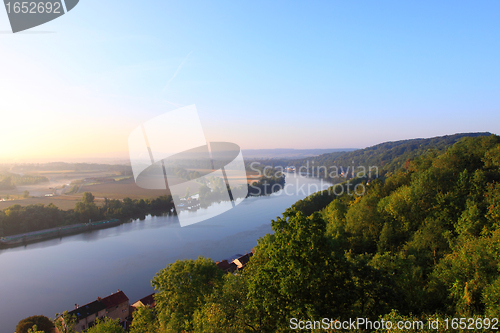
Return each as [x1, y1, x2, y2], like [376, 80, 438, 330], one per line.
[256, 132, 492, 179]
[16, 315, 54, 333]
[0, 173, 49, 189]
[246, 165, 286, 196]
[0, 192, 174, 238]
[54, 311, 76, 333]
[0, 176, 15, 190]
[134, 134, 500, 332]
[151, 256, 224, 332]
[27, 325, 45, 333]
[85, 318, 125, 333]
[129, 306, 158, 333]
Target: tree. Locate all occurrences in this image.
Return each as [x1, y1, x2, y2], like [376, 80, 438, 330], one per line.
[151, 256, 224, 332]
[74, 192, 99, 222]
[245, 210, 353, 332]
[198, 184, 211, 199]
[0, 176, 14, 190]
[85, 318, 125, 333]
[82, 192, 95, 204]
[16, 315, 53, 333]
[27, 325, 45, 333]
[193, 274, 257, 333]
[54, 311, 76, 333]
[129, 306, 158, 333]
[23, 190, 30, 198]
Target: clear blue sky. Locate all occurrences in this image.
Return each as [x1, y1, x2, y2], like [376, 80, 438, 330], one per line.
[1, 1, 499, 161]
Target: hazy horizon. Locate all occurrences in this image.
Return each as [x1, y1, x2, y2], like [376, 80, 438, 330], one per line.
[0, 131, 497, 165]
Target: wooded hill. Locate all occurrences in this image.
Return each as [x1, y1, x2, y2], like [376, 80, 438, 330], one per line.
[258, 132, 492, 179]
[119, 134, 500, 333]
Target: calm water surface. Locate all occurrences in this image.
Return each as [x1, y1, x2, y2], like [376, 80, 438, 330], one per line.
[0, 174, 331, 331]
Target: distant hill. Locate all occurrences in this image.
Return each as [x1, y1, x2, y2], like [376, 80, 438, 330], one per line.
[258, 132, 494, 177]
[242, 148, 356, 159]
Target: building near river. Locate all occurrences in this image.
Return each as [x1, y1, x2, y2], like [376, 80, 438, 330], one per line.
[57, 290, 129, 332]
[100, 290, 130, 323]
[131, 293, 156, 311]
[65, 300, 107, 332]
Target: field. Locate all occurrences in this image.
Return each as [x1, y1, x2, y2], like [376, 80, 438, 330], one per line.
[0, 196, 87, 210]
[77, 177, 172, 200]
[0, 167, 263, 210]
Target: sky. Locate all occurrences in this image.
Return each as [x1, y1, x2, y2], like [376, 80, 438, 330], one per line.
[0, 0, 499, 162]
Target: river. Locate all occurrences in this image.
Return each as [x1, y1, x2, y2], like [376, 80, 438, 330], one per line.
[0, 173, 331, 331]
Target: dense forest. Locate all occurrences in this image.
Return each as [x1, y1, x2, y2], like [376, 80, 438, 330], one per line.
[258, 132, 492, 179]
[115, 134, 500, 333]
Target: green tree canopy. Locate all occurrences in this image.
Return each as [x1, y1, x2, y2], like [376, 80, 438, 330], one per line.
[151, 256, 224, 332]
[16, 315, 53, 333]
[85, 318, 125, 333]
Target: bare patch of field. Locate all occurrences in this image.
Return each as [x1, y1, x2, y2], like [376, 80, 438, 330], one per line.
[0, 196, 89, 210]
[75, 177, 203, 200]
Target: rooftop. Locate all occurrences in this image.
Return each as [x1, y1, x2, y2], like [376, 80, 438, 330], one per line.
[68, 300, 106, 321]
[100, 290, 129, 309]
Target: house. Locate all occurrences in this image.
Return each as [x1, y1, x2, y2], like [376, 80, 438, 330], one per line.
[66, 300, 107, 332]
[58, 290, 130, 333]
[131, 293, 156, 310]
[100, 290, 130, 323]
[233, 252, 253, 270]
[216, 259, 237, 274]
[216, 252, 254, 274]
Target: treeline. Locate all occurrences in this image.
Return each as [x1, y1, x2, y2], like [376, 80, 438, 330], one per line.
[0, 173, 49, 189]
[198, 177, 233, 207]
[197, 164, 286, 206]
[118, 134, 500, 333]
[197, 172, 286, 208]
[258, 132, 492, 179]
[166, 166, 203, 181]
[0, 192, 174, 237]
[247, 163, 286, 196]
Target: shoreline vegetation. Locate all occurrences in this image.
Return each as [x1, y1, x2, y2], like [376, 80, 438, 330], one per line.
[0, 193, 176, 248]
[0, 166, 287, 247]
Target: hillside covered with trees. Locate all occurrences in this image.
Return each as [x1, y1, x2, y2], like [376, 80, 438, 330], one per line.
[259, 132, 492, 179]
[120, 134, 500, 332]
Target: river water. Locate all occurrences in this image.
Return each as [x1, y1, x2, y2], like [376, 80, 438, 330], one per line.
[0, 173, 331, 331]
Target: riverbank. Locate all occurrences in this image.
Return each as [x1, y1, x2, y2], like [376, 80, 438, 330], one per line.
[0, 219, 121, 248]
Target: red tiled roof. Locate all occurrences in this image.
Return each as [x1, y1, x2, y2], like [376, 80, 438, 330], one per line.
[139, 293, 155, 307]
[216, 260, 237, 273]
[216, 260, 231, 270]
[101, 290, 129, 309]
